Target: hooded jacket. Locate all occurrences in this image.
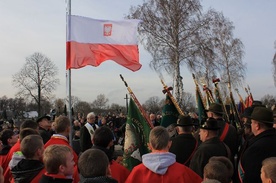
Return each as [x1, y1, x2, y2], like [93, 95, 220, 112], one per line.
[125, 152, 202, 183]
[11, 159, 44, 183]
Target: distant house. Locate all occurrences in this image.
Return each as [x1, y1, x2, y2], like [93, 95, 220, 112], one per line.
[23, 111, 38, 118]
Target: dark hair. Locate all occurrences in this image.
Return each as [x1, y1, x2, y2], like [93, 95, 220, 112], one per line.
[209, 156, 233, 182]
[19, 128, 39, 141]
[204, 161, 229, 183]
[20, 120, 38, 130]
[20, 135, 43, 159]
[93, 126, 113, 148]
[0, 129, 14, 145]
[78, 149, 109, 178]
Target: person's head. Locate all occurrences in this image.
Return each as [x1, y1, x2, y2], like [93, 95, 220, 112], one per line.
[20, 135, 44, 160]
[149, 113, 156, 121]
[19, 128, 39, 141]
[55, 116, 70, 136]
[176, 115, 194, 134]
[101, 117, 107, 125]
[250, 107, 274, 136]
[73, 120, 80, 127]
[20, 120, 38, 131]
[51, 121, 56, 132]
[92, 126, 114, 148]
[204, 160, 229, 183]
[0, 129, 18, 146]
[209, 156, 233, 182]
[87, 112, 96, 124]
[199, 118, 220, 142]
[261, 157, 276, 183]
[37, 115, 51, 130]
[206, 103, 224, 118]
[202, 179, 221, 183]
[43, 145, 75, 177]
[78, 149, 110, 178]
[148, 126, 171, 152]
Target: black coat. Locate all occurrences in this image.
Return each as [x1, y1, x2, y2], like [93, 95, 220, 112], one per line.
[240, 128, 276, 183]
[80, 176, 118, 183]
[169, 133, 197, 166]
[80, 125, 92, 152]
[217, 118, 239, 156]
[39, 127, 52, 144]
[189, 137, 229, 178]
[39, 174, 73, 183]
[11, 159, 44, 183]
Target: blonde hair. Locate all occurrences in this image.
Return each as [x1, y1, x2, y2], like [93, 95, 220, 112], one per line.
[262, 157, 276, 183]
[149, 126, 170, 150]
[43, 145, 72, 174]
[55, 116, 70, 133]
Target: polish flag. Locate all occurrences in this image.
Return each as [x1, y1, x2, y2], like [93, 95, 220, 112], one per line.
[66, 15, 142, 71]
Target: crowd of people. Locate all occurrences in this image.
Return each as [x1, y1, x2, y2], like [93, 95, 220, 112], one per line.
[0, 101, 275, 183]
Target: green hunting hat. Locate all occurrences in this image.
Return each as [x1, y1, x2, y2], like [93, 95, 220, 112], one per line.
[249, 107, 274, 124]
[200, 118, 220, 131]
[176, 115, 193, 126]
[205, 103, 224, 115]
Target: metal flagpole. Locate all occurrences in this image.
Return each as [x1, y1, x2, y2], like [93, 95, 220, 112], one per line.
[66, 0, 73, 146]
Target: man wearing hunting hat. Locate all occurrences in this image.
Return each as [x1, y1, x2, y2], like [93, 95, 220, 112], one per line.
[189, 118, 230, 178]
[238, 107, 276, 183]
[169, 115, 197, 166]
[206, 103, 238, 159]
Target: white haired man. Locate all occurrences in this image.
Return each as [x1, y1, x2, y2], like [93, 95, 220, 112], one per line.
[80, 112, 99, 152]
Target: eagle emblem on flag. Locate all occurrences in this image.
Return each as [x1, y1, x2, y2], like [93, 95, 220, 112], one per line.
[104, 24, 112, 36]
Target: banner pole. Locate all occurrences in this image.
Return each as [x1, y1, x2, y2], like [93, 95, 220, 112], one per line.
[66, 0, 73, 146]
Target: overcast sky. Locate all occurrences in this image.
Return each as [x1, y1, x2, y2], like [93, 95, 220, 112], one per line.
[0, 0, 275, 106]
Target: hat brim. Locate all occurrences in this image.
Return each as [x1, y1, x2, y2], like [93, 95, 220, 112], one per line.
[176, 123, 194, 127]
[248, 116, 274, 124]
[200, 126, 220, 130]
[36, 115, 51, 123]
[204, 109, 224, 115]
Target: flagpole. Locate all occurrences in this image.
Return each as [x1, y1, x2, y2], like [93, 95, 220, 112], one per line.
[66, 0, 73, 146]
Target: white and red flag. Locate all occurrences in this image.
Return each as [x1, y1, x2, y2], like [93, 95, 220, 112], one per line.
[66, 15, 142, 71]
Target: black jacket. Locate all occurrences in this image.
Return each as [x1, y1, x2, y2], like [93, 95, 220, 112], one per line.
[240, 128, 276, 183]
[217, 118, 239, 156]
[11, 159, 44, 183]
[39, 174, 73, 183]
[39, 127, 52, 144]
[169, 133, 197, 166]
[189, 137, 229, 178]
[80, 176, 118, 183]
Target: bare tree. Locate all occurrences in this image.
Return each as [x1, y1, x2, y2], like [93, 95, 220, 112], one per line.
[12, 52, 59, 116]
[261, 94, 276, 109]
[273, 41, 276, 86]
[181, 92, 196, 112]
[91, 94, 109, 110]
[127, 0, 241, 107]
[54, 98, 65, 116]
[74, 101, 92, 116]
[142, 96, 161, 114]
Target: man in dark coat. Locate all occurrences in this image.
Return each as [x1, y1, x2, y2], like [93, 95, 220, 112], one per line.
[80, 112, 99, 152]
[206, 103, 238, 159]
[169, 115, 197, 166]
[189, 118, 230, 178]
[37, 115, 52, 144]
[238, 107, 276, 183]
